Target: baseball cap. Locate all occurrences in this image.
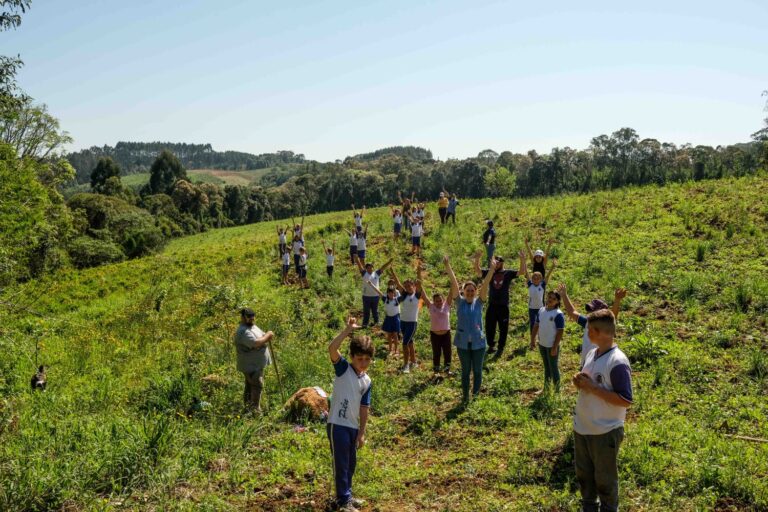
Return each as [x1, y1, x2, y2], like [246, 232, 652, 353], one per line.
[240, 307, 255, 317]
[534, 249, 545, 257]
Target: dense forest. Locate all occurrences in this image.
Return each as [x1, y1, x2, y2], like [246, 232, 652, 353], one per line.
[65, 142, 306, 182]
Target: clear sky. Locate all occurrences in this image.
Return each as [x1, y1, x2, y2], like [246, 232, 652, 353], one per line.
[3, 0, 767, 162]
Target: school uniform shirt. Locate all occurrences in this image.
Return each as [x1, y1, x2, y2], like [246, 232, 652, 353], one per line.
[415, 210, 425, 220]
[577, 315, 595, 368]
[535, 307, 565, 347]
[527, 280, 546, 309]
[292, 240, 303, 255]
[299, 254, 308, 268]
[384, 292, 401, 317]
[398, 292, 422, 322]
[411, 222, 423, 237]
[354, 215, 363, 228]
[393, 214, 403, 225]
[281, 253, 291, 266]
[329, 356, 372, 430]
[326, 254, 335, 266]
[573, 346, 633, 436]
[356, 235, 366, 251]
[361, 270, 382, 297]
[278, 233, 287, 244]
[349, 234, 357, 247]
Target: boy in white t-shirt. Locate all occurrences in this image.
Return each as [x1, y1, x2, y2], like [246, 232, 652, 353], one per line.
[524, 258, 557, 332]
[409, 216, 423, 256]
[327, 316, 373, 512]
[280, 247, 291, 285]
[572, 309, 633, 512]
[322, 239, 336, 278]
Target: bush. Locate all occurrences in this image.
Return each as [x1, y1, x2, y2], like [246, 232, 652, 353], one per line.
[67, 236, 125, 268]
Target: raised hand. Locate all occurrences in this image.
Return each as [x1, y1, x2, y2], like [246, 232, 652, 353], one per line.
[346, 316, 362, 331]
[556, 283, 567, 294]
[615, 288, 627, 301]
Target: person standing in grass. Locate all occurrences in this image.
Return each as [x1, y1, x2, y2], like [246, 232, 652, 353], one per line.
[322, 240, 336, 278]
[418, 279, 454, 375]
[524, 237, 555, 278]
[347, 229, 358, 264]
[297, 247, 309, 289]
[409, 214, 424, 257]
[572, 308, 633, 512]
[445, 191, 459, 225]
[558, 284, 627, 368]
[355, 226, 368, 266]
[367, 279, 401, 359]
[390, 205, 403, 241]
[355, 256, 394, 328]
[327, 316, 373, 512]
[529, 290, 565, 391]
[445, 254, 496, 403]
[390, 269, 423, 373]
[398, 191, 414, 232]
[473, 250, 526, 359]
[277, 225, 289, 258]
[292, 215, 305, 242]
[280, 247, 291, 285]
[525, 258, 558, 333]
[351, 204, 365, 231]
[437, 192, 449, 224]
[291, 234, 303, 274]
[234, 308, 274, 412]
[482, 220, 496, 265]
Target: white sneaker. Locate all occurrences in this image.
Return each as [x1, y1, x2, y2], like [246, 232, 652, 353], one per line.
[339, 502, 360, 512]
[401, 364, 410, 374]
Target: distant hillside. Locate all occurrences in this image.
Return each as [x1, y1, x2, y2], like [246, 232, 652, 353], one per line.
[348, 145, 433, 162]
[66, 142, 306, 183]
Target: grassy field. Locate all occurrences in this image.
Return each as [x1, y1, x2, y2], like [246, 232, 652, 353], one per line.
[119, 168, 274, 188]
[2, 175, 768, 511]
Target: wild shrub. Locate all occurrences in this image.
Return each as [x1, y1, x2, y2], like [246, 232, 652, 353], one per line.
[748, 349, 767, 381]
[67, 236, 125, 268]
[733, 283, 752, 312]
[624, 333, 669, 368]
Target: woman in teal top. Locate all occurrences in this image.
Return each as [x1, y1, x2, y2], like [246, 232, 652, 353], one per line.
[444, 254, 496, 403]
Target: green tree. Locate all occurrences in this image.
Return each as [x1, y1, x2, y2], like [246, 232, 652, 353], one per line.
[148, 150, 187, 195]
[483, 166, 516, 198]
[0, 98, 72, 159]
[90, 157, 121, 192]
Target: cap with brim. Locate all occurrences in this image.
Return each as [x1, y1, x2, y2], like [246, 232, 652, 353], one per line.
[240, 307, 255, 317]
[585, 299, 609, 313]
[495, 256, 504, 263]
[534, 249, 545, 257]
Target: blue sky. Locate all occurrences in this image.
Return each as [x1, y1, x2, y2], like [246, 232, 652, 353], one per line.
[4, 0, 767, 161]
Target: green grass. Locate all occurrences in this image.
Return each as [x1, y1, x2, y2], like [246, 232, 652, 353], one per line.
[2, 176, 768, 511]
[120, 168, 273, 188]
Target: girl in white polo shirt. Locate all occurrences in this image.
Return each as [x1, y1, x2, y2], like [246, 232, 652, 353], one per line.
[322, 240, 336, 278]
[529, 290, 565, 391]
[525, 258, 557, 332]
[369, 280, 401, 359]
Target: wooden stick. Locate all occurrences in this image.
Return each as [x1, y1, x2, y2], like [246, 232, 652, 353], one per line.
[268, 339, 287, 404]
[725, 434, 768, 444]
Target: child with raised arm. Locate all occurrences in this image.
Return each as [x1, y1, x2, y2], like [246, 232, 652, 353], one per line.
[445, 254, 496, 403]
[558, 284, 627, 368]
[390, 205, 403, 241]
[352, 204, 365, 231]
[292, 215, 305, 243]
[355, 225, 368, 266]
[390, 268, 424, 373]
[409, 214, 423, 257]
[291, 234, 303, 274]
[297, 247, 309, 289]
[529, 290, 566, 391]
[322, 240, 336, 278]
[355, 256, 394, 328]
[446, 191, 459, 224]
[572, 309, 633, 512]
[368, 279, 401, 359]
[524, 236, 554, 279]
[347, 229, 358, 265]
[277, 225, 289, 258]
[525, 257, 558, 332]
[327, 317, 373, 512]
[418, 278, 453, 374]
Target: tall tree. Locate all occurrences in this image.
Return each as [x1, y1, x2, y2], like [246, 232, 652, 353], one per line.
[90, 157, 122, 192]
[148, 150, 187, 195]
[0, 1, 31, 113]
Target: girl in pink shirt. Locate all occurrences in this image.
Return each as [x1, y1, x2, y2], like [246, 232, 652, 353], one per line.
[418, 280, 454, 374]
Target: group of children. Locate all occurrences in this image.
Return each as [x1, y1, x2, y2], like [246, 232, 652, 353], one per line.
[269, 198, 631, 512]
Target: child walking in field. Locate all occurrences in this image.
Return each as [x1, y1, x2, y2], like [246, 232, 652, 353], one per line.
[529, 290, 566, 391]
[280, 247, 291, 285]
[418, 279, 453, 374]
[322, 240, 336, 278]
[525, 258, 557, 332]
[327, 316, 373, 512]
[572, 309, 633, 512]
[390, 269, 423, 373]
[558, 284, 627, 368]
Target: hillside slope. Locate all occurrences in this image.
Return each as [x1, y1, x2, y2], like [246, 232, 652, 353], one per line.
[2, 176, 767, 511]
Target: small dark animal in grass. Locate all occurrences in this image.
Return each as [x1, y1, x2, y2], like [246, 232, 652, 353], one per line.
[30, 366, 46, 391]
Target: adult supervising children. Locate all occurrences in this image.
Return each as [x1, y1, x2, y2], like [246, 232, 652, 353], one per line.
[355, 256, 394, 328]
[234, 308, 274, 412]
[572, 309, 633, 512]
[482, 220, 496, 265]
[445, 254, 496, 404]
[437, 192, 449, 224]
[327, 316, 373, 512]
[473, 250, 526, 359]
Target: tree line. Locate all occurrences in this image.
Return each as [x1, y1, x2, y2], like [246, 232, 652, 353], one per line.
[66, 142, 306, 183]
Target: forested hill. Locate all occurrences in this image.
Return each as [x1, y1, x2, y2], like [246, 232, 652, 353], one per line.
[348, 145, 433, 162]
[66, 142, 306, 182]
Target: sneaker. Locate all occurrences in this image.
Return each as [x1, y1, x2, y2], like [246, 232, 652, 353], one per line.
[350, 497, 366, 508]
[338, 502, 360, 512]
[401, 364, 410, 374]
[487, 346, 497, 355]
[442, 365, 454, 376]
[433, 366, 441, 374]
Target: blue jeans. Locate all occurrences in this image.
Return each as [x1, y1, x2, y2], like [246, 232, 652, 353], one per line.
[457, 346, 486, 401]
[327, 423, 358, 507]
[486, 243, 496, 265]
[538, 344, 560, 390]
[362, 295, 380, 326]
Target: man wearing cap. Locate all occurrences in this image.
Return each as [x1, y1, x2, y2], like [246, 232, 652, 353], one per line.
[234, 307, 274, 411]
[474, 249, 527, 358]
